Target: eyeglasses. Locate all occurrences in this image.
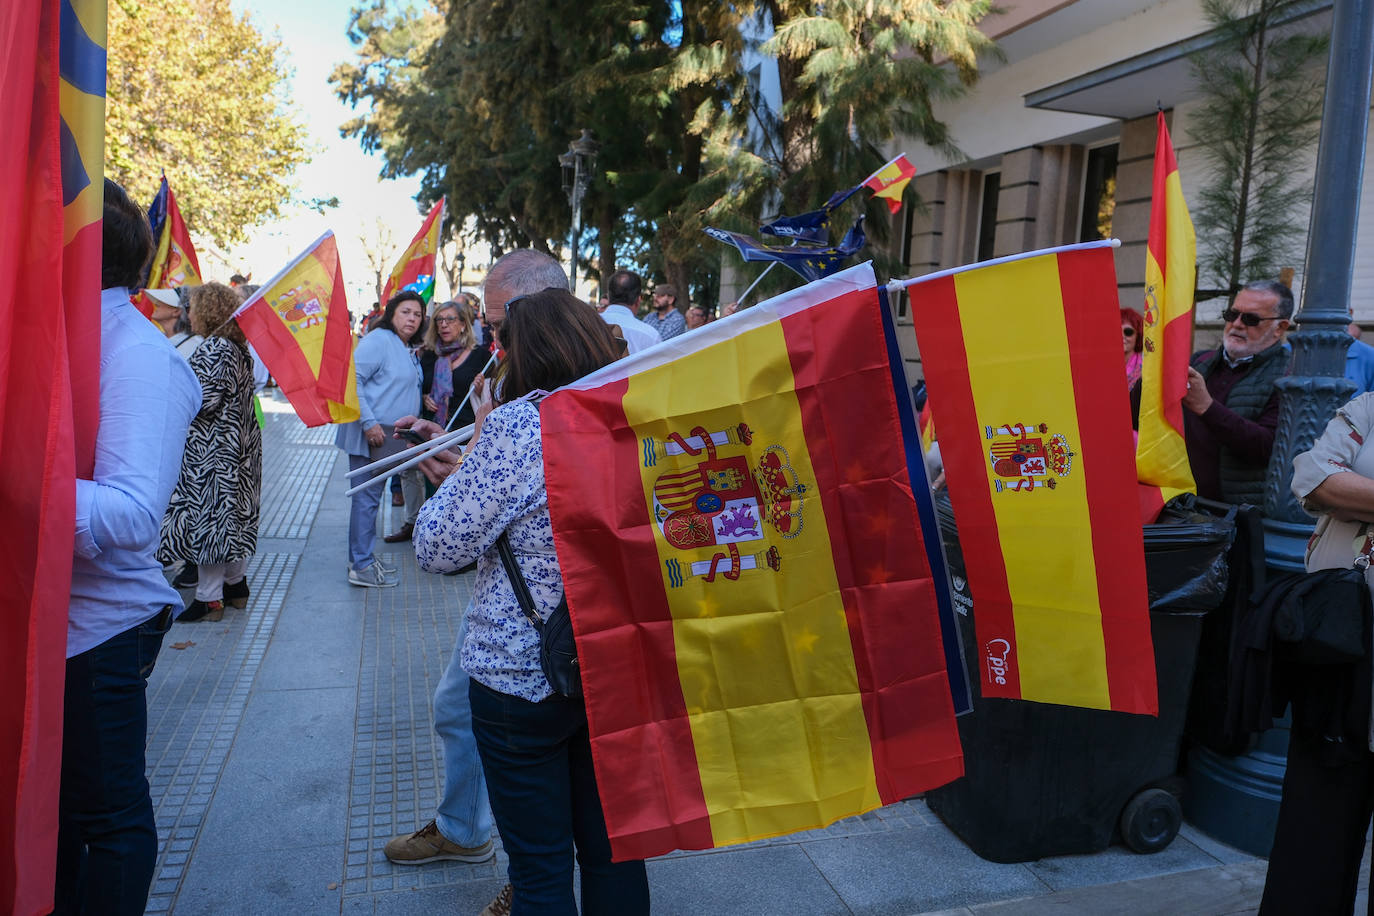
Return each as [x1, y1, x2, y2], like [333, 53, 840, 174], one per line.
[435, 316, 463, 326]
[1221, 307, 1284, 327]
[503, 287, 566, 313]
[1122, 327, 1136, 338]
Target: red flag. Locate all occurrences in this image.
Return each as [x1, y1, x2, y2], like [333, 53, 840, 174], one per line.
[0, 0, 105, 911]
[234, 232, 360, 427]
[861, 154, 918, 214]
[381, 197, 444, 305]
[146, 175, 203, 289]
[909, 243, 1156, 714]
[541, 265, 963, 860]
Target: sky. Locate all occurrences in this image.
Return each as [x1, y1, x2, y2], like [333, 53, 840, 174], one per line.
[218, 0, 427, 312]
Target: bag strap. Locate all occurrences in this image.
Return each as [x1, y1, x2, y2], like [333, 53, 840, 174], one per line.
[495, 532, 544, 633]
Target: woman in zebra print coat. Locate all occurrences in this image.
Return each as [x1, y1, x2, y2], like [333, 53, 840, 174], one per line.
[157, 282, 263, 621]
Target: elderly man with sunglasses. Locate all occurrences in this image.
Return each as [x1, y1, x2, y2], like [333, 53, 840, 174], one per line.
[1182, 279, 1293, 505]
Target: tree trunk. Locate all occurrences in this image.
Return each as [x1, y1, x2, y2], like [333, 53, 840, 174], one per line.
[598, 203, 617, 299]
[665, 261, 692, 310]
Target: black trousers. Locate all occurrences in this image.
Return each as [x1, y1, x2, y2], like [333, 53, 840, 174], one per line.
[1260, 728, 1374, 915]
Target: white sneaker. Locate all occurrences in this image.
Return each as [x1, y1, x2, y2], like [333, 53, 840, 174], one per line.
[373, 554, 398, 574]
[348, 563, 397, 588]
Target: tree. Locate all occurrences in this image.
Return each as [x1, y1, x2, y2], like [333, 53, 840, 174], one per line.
[359, 218, 396, 307]
[1188, 0, 1327, 298]
[332, 0, 993, 303]
[105, 0, 311, 248]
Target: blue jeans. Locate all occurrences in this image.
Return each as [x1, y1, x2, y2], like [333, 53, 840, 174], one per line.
[348, 453, 384, 571]
[433, 615, 493, 847]
[469, 680, 649, 916]
[54, 606, 172, 916]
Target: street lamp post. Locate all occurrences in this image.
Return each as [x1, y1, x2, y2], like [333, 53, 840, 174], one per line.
[559, 129, 600, 295]
[457, 250, 466, 300]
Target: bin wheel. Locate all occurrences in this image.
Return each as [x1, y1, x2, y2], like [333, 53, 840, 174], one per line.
[1119, 788, 1182, 854]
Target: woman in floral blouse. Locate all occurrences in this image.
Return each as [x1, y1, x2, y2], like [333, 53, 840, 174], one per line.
[413, 287, 648, 915]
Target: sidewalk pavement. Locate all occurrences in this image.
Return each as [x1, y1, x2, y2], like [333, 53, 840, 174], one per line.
[142, 392, 1302, 915]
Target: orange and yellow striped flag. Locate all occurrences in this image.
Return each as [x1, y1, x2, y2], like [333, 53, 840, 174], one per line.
[1136, 111, 1197, 523]
[909, 242, 1157, 714]
[541, 264, 964, 860]
[233, 231, 359, 427]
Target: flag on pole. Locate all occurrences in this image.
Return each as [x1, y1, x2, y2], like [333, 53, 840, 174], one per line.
[1136, 111, 1198, 523]
[704, 217, 867, 282]
[1, 1, 106, 911]
[860, 154, 918, 214]
[233, 231, 359, 427]
[145, 174, 202, 289]
[382, 197, 444, 305]
[540, 263, 965, 862]
[908, 242, 1157, 715]
[760, 154, 918, 244]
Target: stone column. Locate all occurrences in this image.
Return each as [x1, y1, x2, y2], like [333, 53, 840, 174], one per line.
[1112, 112, 1163, 312]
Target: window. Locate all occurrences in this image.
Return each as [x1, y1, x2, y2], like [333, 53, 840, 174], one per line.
[977, 172, 1000, 262]
[1080, 144, 1118, 242]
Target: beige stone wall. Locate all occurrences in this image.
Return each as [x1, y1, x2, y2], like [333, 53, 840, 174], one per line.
[1113, 112, 1165, 314]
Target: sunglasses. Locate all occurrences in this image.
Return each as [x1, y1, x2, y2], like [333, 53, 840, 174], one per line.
[1122, 327, 1136, 338]
[503, 287, 567, 313]
[1221, 307, 1284, 327]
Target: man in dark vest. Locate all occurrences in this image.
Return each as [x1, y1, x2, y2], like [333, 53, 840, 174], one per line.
[1183, 279, 1293, 505]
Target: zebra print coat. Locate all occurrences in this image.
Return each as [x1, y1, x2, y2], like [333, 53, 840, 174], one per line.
[157, 336, 262, 565]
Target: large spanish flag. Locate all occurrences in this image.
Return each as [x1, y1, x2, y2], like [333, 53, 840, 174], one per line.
[146, 173, 203, 289]
[908, 242, 1157, 715]
[1136, 111, 1197, 523]
[233, 231, 359, 427]
[382, 197, 444, 305]
[0, 1, 105, 911]
[542, 264, 964, 861]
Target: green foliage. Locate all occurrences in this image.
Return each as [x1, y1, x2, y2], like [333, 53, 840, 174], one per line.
[106, 0, 311, 248]
[331, 0, 993, 302]
[1188, 0, 1327, 297]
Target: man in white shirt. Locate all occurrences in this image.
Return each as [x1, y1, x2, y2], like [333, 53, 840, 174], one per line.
[58, 180, 201, 915]
[597, 269, 660, 354]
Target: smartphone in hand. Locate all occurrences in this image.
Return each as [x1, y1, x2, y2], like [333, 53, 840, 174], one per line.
[397, 427, 427, 445]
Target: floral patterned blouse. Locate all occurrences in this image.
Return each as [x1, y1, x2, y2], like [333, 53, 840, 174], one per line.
[414, 399, 563, 701]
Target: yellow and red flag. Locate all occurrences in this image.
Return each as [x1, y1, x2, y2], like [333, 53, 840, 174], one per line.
[1136, 111, 1197, 523]
[1, 1, 105, 911]
[233, 231, 359, 427]
[382, 197, 444, 305]
[541, 264, 964, 861]
[146, 174, 202, 289]
[861, 154, 918, 214]
[908, 242, 1157, 714]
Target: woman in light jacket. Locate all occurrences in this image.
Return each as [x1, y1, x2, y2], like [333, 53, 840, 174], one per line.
[336, 290, 424, 588]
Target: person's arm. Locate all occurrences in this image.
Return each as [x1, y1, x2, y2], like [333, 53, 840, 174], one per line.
[188, 339, 233, 420]
[1292, 394, 1374, 519]
[1195, 389, 1280, 466]
[74, 341, 200, 558]
[413, 401, 540, 573]
[354, 333, 384, 430]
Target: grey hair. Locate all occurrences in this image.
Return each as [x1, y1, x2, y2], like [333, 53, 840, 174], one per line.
[1241, 279, 1295, 319]
[488, 249, 568, 300]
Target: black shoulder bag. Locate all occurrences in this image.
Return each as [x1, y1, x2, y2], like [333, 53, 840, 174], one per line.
[495, 532, 582, 698]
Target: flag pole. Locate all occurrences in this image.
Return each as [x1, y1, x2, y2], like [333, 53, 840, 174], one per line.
[736, 263, 777, 307]
[444, 351, 499, 431]
[344, 423, 475, 480]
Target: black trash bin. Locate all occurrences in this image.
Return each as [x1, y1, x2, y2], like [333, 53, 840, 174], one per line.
[925, 494, 1236, 863]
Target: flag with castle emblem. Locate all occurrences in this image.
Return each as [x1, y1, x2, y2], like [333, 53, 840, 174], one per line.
[908, 241, 1157, 715]
[233, 231, 358, 426]
[145, 174, 202, 289]
[540, 263, 965, 862]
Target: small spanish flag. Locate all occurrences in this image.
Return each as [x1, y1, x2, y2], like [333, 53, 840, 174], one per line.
[1136, 112, 1197, 523]
[861, 154, 917, 214]
[542, 264, 964, 861]
[909, 242, 1157, 715]
[382, 197, 444, 305]
[146, 174, 202, 290]
[233, 231, 358, 427]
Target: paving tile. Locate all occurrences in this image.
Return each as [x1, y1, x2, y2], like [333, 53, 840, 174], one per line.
[648, 844, 850, 915]
[366, 880, 509, 915]
[1024, 835, 1221, 890]
[174, 842, 346, 915]
[803, 823, 1051, 915]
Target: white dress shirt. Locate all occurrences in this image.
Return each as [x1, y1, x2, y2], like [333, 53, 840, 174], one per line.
[600, 304, 661, 354]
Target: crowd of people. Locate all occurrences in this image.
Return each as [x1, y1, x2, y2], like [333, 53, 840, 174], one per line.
[63, 176, 1374, 916]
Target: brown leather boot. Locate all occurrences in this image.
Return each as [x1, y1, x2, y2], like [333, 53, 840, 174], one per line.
[383, 522, 414, 543]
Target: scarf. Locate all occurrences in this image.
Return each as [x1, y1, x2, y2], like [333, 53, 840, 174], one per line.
[431, 340, 466, 425]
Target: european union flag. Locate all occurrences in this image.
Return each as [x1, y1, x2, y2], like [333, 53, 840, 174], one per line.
[758, 188, 859, 245]
[704, 216, 866, 283]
